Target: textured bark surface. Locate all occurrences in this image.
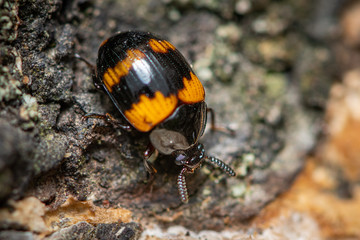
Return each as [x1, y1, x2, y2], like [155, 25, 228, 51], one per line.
[0, 0, 347, 239]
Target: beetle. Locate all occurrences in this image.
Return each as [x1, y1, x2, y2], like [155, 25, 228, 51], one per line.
[78, 31, 236, 203]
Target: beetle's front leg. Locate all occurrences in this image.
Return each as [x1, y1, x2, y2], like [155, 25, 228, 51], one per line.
[143, 143, 157, 175]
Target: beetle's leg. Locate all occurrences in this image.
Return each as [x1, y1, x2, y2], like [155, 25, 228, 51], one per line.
[74, 54, 102, 90]
[139, 144, 157, 196]
[206, 107, 235, 135]
[206, 156, 236, 177]
[82, 113, 132, 131]
[143, 144, 157, 175]
[177, 167, 189, 203]
[206, 107, 216, 131]
[75, 53, 95, 71]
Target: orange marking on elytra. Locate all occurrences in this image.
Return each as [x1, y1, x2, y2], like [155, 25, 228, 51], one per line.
[102, 49, 145, 92]
[177, 72, 205, 104]
[124, 91, 178, 132]
[100, 39, 109, 47]
[163, 40, 175, 50]
[149, 39, 175, 53]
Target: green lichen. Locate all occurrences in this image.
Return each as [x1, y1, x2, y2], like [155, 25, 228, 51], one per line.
[0, 0, 19, 42]
[19, 94, 39, 130]
[0, 68, 22, 102]
[264, 73, 287, 99]
[20, 94, 40, 120]
[238, 153, 255, 177]
[202, 186, 212, 197]
[231, 182, 247, 198]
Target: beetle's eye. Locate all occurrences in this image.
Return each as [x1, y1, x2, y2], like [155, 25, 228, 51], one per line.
[174, 151, 187, 165]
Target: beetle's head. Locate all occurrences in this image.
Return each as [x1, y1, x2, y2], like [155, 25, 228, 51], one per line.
[149, 128, 235, 203]
[149, 128, 205, 170]
[171, 143, 205, 171]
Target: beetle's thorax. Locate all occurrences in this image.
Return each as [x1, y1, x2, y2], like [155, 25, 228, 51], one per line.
[149, 128, 190, 155]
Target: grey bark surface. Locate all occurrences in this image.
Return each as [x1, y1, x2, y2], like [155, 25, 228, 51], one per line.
[0, 0, 335, 238]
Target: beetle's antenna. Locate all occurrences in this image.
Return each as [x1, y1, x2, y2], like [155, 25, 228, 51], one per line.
[206, 156, 236, 177]
[177, 168, 189, 203]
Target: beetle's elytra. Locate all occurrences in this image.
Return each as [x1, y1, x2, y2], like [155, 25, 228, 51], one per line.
[83, 31, 236, 203]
